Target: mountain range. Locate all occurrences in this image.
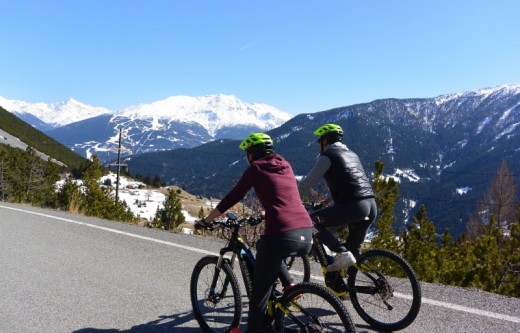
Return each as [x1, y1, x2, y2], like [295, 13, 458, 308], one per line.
[1, 84, 519, 236]
[121, 84, 520, 236]
[0, 94, 290, 160]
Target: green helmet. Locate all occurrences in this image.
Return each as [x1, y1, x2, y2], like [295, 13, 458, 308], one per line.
[313, 123, 343, 137]
[239, 133, 273, 151]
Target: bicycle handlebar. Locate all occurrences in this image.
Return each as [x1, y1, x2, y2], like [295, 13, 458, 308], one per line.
[195, 213, 263, 231]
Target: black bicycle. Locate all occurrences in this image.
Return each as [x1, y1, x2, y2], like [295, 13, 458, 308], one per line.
[190, 213, 356, 333]
[288, 203, 422, 331]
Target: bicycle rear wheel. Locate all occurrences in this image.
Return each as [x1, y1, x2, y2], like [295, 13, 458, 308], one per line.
[348, 249, 422, 331]
[190, 255, 242, 333]
[279, 282, 356, 332]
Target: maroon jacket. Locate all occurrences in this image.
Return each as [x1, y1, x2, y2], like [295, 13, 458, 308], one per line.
[216, 153, 312, 236]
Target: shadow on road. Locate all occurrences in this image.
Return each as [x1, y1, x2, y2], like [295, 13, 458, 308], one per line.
[72, 310, 199, 333]
[354, 323, 390, 333]
[71, 310, 385, 333]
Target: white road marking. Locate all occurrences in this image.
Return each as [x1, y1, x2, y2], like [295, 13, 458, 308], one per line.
[2, 204, 520, 324]
[1, 205, 215, 256]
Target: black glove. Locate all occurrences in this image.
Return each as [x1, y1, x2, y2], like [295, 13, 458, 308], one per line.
[195, 218, 210, 230]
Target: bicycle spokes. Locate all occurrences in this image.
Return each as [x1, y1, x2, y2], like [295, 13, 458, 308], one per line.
[348, 249, 421, 331]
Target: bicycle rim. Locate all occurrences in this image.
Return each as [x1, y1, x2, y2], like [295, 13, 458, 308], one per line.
[279, 282, 356, 333]
[348, 249, 422, 331]
[190, 256, 242, 333]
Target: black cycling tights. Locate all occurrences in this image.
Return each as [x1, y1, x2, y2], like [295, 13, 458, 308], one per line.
[246, 227, 313, 333]
[311, 198, 377, 258]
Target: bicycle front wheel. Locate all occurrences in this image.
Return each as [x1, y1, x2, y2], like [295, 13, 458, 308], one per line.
[279, 282, 356, 332]
[190, 255, 242, 333]
[348, 249, 422, 331]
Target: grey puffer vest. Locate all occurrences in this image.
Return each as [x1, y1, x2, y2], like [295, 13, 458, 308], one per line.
[321, 143, 375, 203]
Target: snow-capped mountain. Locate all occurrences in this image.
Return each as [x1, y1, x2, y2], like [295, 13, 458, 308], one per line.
[117, 94, 289, 137]
[36, 94, 291, 160]
[0, 96, 112, 131]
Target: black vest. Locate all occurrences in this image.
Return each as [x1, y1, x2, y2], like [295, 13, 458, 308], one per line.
[321, 144, 375, 203]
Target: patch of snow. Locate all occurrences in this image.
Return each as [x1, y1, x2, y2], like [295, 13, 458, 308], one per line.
[456, 187, 471, 195]
[477, 117, 492, 134]
[394, 168, 421, 182]
[496, 122, 520, 140]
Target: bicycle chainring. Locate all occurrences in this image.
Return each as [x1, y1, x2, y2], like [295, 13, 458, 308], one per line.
[376, 278, 394, 301]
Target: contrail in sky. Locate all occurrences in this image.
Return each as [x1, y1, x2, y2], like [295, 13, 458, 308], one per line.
[240, 37, 266, 50]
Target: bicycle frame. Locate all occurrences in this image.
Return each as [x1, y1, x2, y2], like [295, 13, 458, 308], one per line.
[210, 220, 257, 301]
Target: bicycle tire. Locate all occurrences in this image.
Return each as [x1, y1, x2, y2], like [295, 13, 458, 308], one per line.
[190, 255, 242, 333]
[348, 249, 422, 331]
[279, 282, 356, 332]
[284, 254, 311, 284]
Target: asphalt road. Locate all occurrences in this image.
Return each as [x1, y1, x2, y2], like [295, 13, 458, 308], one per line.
[1, 202, 519, 333]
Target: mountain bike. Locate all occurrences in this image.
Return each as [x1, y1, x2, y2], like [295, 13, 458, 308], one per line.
[190, 213, 356, 333]
[289, 203, 422, 331]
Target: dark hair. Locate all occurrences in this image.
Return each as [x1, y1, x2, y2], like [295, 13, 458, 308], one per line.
[248, 143, 274, 161]
[322, 132, 343, 143]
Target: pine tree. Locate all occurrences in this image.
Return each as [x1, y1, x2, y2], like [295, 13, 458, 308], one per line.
[401, 205, 439, 282]
[154, 188, 185, 231]
[467, 160, 516, 239]
[39, 157, 60, 207]
[494, 199, 520, 297]
[465, 216, 505, 292]
[57, 175, 83, 213]
[370, 160, 400, 252]
[82, 155, 107, 216]
[152, 174, 162, 188]
[436, 228, 460, 284]
[497, 221, 520, 296]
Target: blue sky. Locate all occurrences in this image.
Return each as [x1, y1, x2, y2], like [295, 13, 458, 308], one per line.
[1, 0, 519, 116]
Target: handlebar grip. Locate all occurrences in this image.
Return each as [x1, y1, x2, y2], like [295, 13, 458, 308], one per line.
[195, 219, 213, 230]
[248, 217, 263, 226]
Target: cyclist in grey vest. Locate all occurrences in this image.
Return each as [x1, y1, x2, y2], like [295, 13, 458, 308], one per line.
[299, 123, 377, 271]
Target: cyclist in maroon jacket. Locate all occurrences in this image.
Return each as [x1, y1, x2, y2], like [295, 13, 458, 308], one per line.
[196, 133, 313, 333]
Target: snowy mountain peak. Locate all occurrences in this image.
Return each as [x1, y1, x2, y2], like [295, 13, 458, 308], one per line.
[117, 94, 291, 136]
[0, 96, 113, 128]
[434, 83, 520, 106]
[0, 94, 290, 135]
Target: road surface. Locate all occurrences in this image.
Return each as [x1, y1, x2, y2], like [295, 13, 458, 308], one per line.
[1, 202, 519, 332]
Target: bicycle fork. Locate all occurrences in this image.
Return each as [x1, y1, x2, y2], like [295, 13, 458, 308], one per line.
[207, 253, 237, 304]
